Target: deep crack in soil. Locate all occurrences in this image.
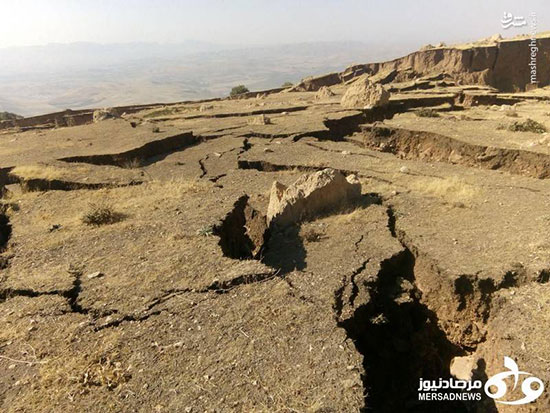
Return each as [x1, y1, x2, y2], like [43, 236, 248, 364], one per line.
[213, 195, 270, 260]
[17, 178, 143, 192]
[339, 245, 466, 412]
[0, 206, 11, 252]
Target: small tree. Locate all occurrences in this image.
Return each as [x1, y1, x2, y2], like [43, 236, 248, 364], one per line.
[230, 85, 249, 97]
[281, 81, 293, 88]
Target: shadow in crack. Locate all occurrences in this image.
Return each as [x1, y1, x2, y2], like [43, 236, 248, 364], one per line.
[469, 359, 498, 413]
[340, 248, 473, 412]
[214, 195, 269, 260]
[0, 207, 11, 252]
[262, 224, 306, 274]
[212, 194, 305, 274]
[214, 194, 380, 276]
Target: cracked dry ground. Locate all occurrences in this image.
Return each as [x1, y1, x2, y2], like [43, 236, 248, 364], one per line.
[2, 88, 550, 412]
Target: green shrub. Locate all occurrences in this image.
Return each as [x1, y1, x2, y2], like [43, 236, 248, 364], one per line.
[229, 85, 249, 97]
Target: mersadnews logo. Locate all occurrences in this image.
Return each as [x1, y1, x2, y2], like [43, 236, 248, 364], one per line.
[418, 357, 545, 405]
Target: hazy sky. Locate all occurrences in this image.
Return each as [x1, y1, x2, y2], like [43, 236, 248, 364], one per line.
[0, 0, 549, 49]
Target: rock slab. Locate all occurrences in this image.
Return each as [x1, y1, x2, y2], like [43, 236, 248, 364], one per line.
[267, 168, 361, 227]
[341, 76, 390, 109]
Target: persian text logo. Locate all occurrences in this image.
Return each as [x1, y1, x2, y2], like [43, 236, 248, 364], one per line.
[501, 12, 527, 29]
[485, 357, 544, 405]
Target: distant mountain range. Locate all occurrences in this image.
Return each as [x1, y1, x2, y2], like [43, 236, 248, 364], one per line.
[0, 41, 415, 116]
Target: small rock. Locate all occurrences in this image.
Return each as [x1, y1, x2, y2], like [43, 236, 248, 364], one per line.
[93, 108, 119, 123]
[86, 271, 103, 279]
[48, 224, 61, 232]
[263, 148, 274, 153]
[342, 150, 351, 155]
[199, 104, 213, 112]
[450, 355, 477, 381]
[314, 86, 336, 100]
[247, 114, 271, 125]
[399, 166, 409, 174]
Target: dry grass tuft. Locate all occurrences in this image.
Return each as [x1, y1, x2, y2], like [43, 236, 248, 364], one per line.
[81, 203, 125, 226]
[411, 176, 478, 206]
[121, 158, 143, 169]
[508, 118, 546, 133]
[11, 165, 64, 181]
[76, 354, 131, 389]
[415, 108, 440, 118]
[143, 107, 175, 118]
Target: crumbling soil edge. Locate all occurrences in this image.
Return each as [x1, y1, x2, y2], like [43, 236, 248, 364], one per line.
[59, 131, 199, 167]
[13, 177, 143, 192]
[364, 125, 550, 179]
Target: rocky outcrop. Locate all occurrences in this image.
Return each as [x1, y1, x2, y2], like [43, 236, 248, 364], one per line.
[291, 72, 342, 92]
[267, 168, 361, 227]
[341, 35, 550, 92]
[368, 68, 397, 84]
[341, 76, 390, 109]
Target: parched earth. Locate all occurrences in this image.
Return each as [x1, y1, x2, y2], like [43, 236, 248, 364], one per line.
[1, 77, 550, 412]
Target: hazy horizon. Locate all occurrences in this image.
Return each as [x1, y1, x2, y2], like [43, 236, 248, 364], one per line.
[1, 0, 549, 116]
[1, 0, 548, 49]
[0, 40, 407, 116]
